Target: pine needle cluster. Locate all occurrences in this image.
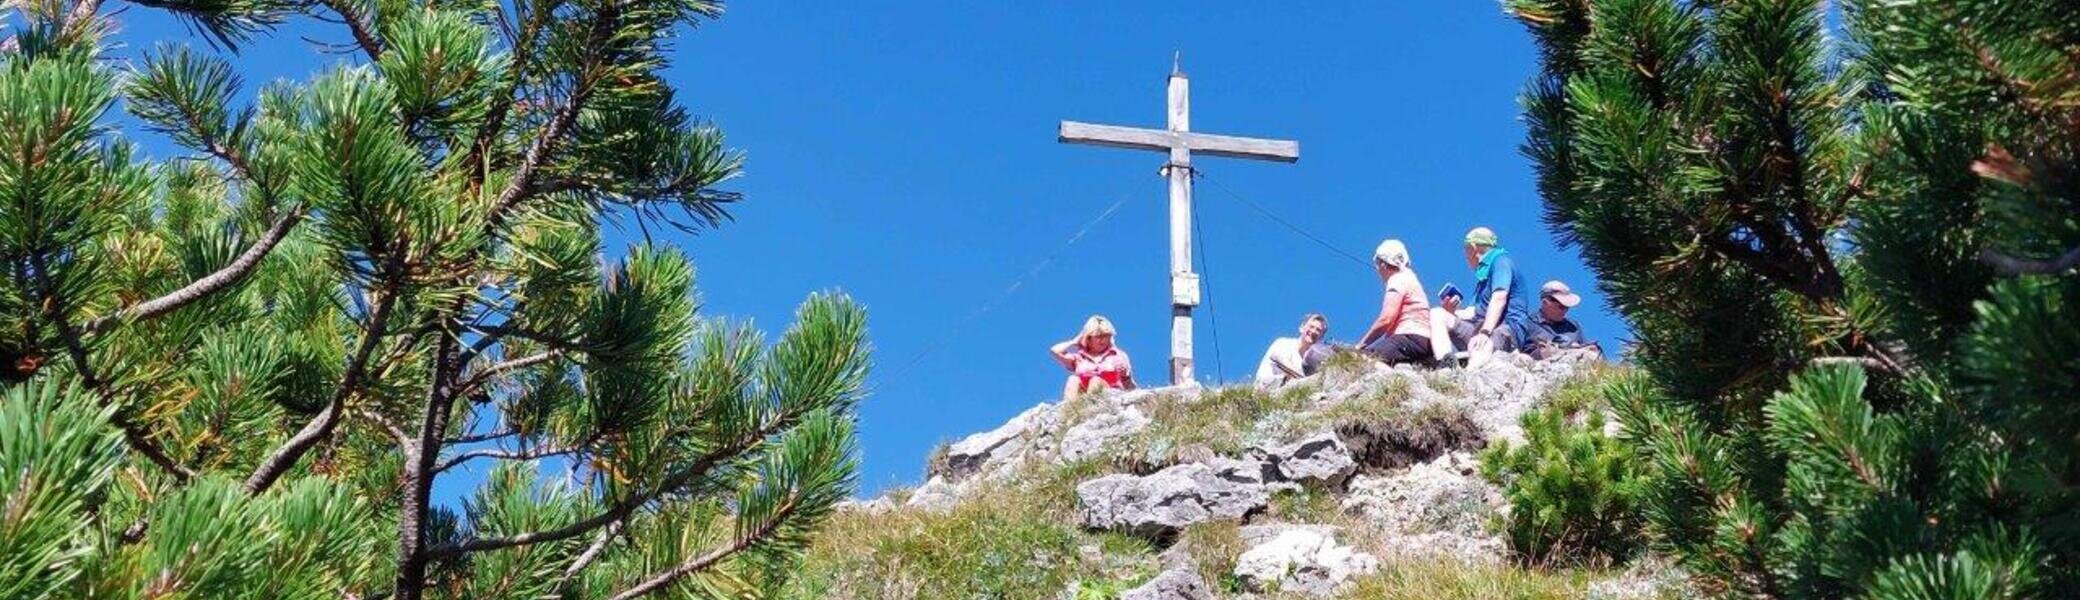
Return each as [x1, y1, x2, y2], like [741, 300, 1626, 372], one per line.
[1506, 0, 2080, 597]
[0, 1, 867, 597]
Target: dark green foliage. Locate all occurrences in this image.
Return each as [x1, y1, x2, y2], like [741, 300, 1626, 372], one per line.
[1481, 373, 1644, 566]
[0, 1, 866, 598]
[1508, 0, 2080, 596]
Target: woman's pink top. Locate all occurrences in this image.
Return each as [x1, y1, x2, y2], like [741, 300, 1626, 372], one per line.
[1387, 270, 1434, 337]
[1070, 347, 1132, 387]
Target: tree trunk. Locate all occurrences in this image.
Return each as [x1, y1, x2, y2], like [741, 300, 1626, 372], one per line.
[393, 333, 459, 600]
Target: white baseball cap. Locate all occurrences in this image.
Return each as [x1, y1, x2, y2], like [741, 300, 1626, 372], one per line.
[1541, 280, 1581, 308]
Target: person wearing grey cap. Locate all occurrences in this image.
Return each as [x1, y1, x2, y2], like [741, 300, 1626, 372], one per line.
[1525, 279, 1601, 360]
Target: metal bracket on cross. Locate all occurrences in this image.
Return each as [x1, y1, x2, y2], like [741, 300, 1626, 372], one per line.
[1170, 271, 1201, 307]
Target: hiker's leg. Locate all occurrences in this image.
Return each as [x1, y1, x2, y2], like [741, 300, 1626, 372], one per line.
[1386, 334, 1434, 366]
[1062, 375, 1084, 402]
[1081, 376, 1113, 394]
[1495, 328, 1518, 353]
[1448, 320, 1477, 349]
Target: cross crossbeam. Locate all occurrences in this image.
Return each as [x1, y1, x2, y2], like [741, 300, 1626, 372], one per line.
[1056, 61, 1299, 385]
[1058, 122, 1299, 162]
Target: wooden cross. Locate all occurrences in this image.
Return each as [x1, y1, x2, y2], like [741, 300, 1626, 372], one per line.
[1058, 58, 1299, 385]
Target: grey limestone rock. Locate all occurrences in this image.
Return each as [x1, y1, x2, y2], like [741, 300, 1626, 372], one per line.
[936, 402, 1059, 481]
[1057, 406, 1150, 463]
[1075, 462, 1269, 538]
[903, 475, 963, 511]
[1119, 567, 1213, 600]
[1251, 432, 1357, 489]
[1340, 452, 1497, 537]
[1231, 526, 1380, 596]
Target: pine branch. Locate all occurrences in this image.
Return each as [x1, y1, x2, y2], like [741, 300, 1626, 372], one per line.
[356, 408, 413, 447]
[26, 252, 196, 483]
[467, 0, 555, 190]
[478, 0, 622, 238]
[604, 496, 802, 600]
[428, 412, 810, 558]
[318, 0, 383, 60]
[61, 0, 105, 42]
[243, 279, 400, 493]
[84, 208, 305, 335]
[1980, 246, 2080, 275]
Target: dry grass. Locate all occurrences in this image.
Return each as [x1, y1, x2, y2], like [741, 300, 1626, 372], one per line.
[1336, 560, 1609, 599]
[1173, 520, 1246, 592]
[1120, 384, 1312, 462]
[781, 459, 1155, 600]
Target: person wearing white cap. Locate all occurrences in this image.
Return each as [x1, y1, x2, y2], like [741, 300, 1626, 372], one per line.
[1357, 239, 1435, 365]
[1525, 279, 1601, 360]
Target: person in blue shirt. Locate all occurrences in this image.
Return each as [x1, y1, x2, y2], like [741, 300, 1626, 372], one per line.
[1446, 227, 1532, 353]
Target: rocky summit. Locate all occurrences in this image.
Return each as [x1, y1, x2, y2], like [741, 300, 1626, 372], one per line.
[803, 354, 1690, 599]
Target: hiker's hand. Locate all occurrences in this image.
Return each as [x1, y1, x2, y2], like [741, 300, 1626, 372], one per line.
[1441, 295, 1461, 313]
[1468, 335, 1494, 353]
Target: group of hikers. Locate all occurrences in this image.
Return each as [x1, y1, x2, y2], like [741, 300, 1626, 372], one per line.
[1047, 227, 1602, 399]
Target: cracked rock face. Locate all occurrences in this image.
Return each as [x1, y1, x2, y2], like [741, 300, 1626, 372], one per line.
[935, 402, 1059, 482]
[1250, 432, 1357, 489]
[903, 475, 963, 511]
[1341, 452, 1508, 565]
[1341, 452, 1497, 538]
[1231, 527, 1380, 596]
[1058, 406, 1151, 463]
[1119, 567, 1213, 600]
[1075, 462, 1270, 539]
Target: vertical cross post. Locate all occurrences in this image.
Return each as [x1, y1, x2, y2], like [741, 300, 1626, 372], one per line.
[1057, 60, 1298, 385]
[1162, 69, 1197, 384]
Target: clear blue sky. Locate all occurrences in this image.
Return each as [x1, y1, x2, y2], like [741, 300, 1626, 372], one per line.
[106, 2, 1624, 499]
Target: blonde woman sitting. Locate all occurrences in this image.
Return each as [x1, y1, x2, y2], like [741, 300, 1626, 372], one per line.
[1049, 315, 1137, 400]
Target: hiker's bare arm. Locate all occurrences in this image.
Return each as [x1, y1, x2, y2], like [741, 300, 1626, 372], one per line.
[1481, 289, 1509, 333]
[1049, 340, 1079, 370]
[1360, 289, 1405, 346]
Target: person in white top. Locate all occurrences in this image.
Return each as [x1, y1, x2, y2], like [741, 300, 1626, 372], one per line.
[1357, 239, 1436, 366]
[1253, 313, 1330, 387]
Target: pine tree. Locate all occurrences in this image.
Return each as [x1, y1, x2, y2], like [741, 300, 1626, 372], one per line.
[0, 1, 867, 597]
[1508, 0, 2079, 597]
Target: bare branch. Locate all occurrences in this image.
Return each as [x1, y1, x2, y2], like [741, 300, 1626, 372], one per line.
[449, 350, 563, 401]
[447, 428, 520, 445]
[392, 333, 464, 600]
[433, 440, 586, 474]
[244, 285, 400, 494]
[1810, 356, 1888, 370]
[319, 0, 383, 60]
[87, 209, 305, 334]
[356, 408, 413, 447]
[551, 520, 623, 595]
[1980, 246, 2080, 275]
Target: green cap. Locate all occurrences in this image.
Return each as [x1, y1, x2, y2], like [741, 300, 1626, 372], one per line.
[1464, 226, 1499, 247]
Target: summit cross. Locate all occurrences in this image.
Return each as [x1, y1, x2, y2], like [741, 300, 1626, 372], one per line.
[1057, 58, 1299, 385]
